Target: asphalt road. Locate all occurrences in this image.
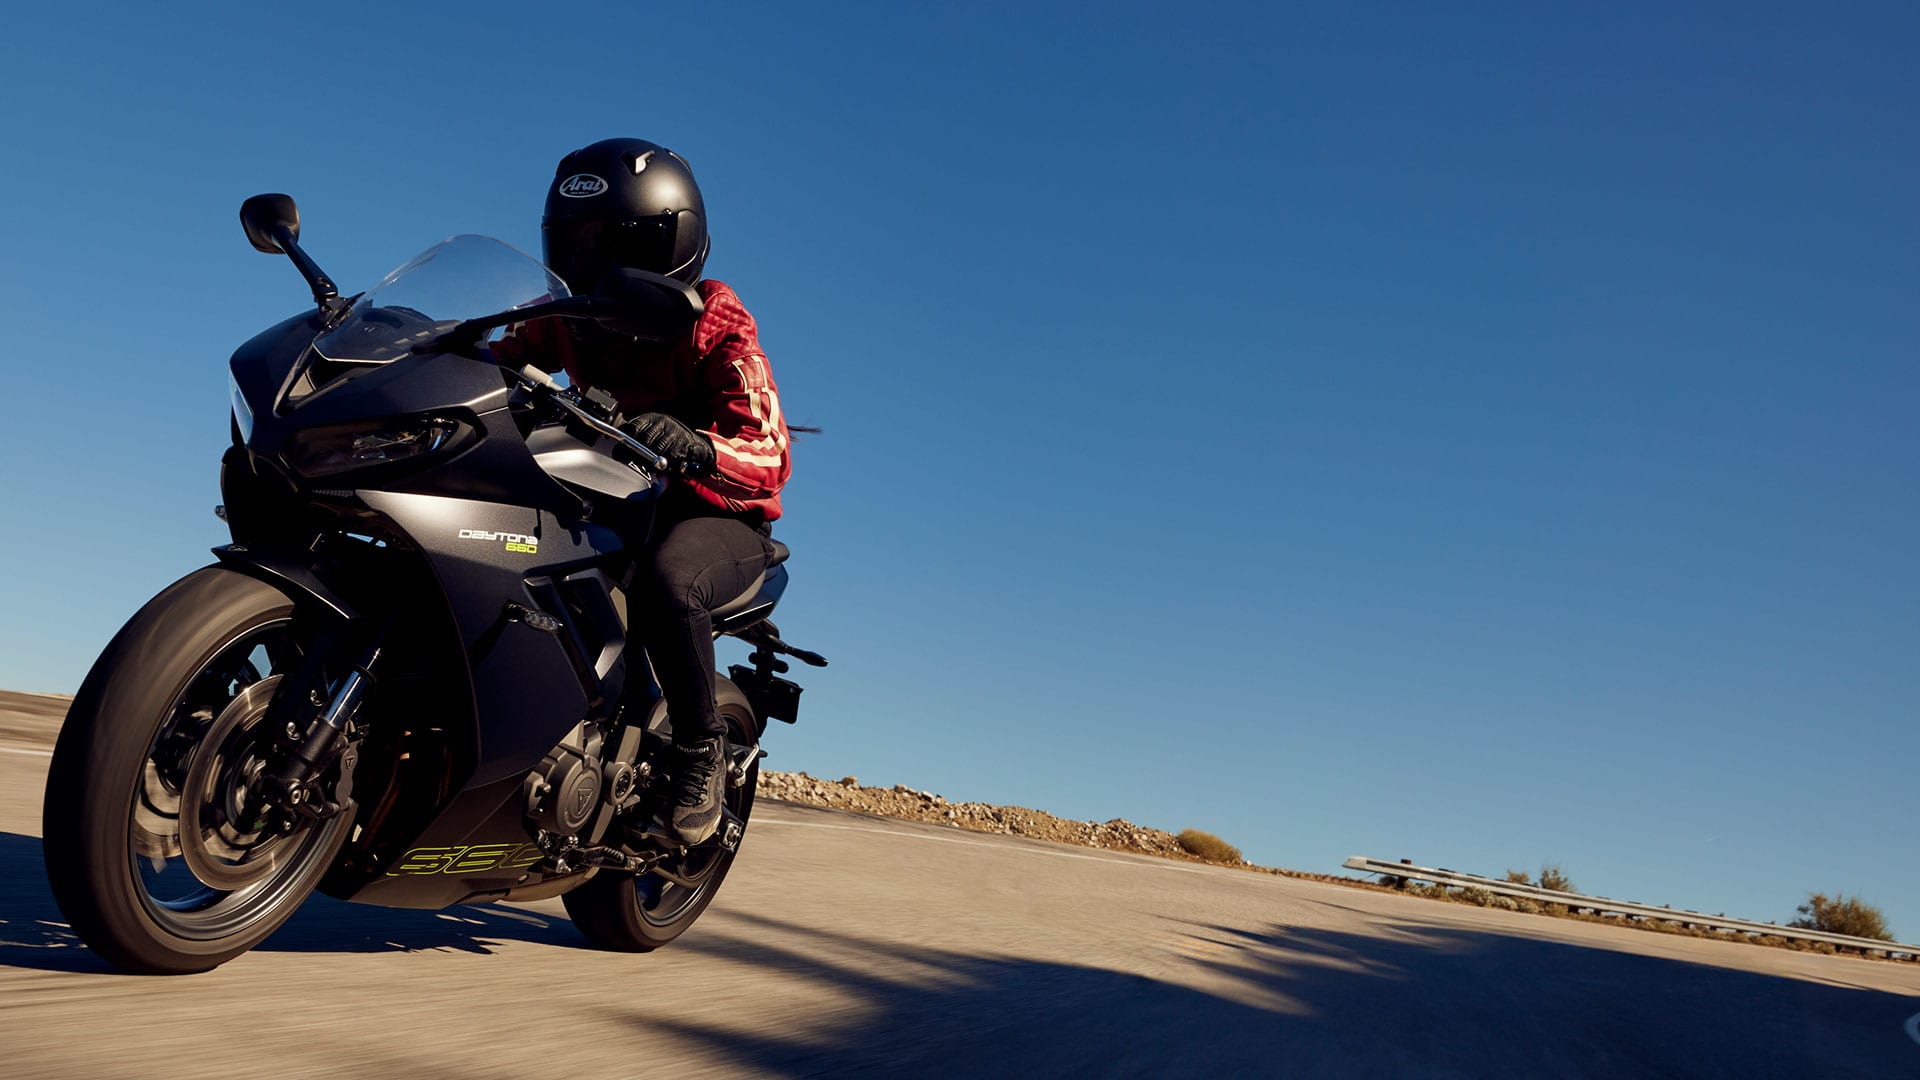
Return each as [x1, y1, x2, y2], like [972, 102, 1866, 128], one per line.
[2, 691, 1917, 1078]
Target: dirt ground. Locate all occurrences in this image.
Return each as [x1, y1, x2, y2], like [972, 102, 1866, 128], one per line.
[757, 771, 1196, 857]
[0, 690, 66, 747]
[752, 770, 1362, 885]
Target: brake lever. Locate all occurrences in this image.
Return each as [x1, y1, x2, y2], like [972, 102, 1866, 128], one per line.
[511, 367, 671, 474]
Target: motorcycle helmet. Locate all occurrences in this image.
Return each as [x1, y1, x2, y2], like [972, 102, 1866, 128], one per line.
[541, 138, 710, 294]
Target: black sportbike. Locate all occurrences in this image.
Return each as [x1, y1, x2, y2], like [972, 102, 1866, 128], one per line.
[42, 195, 823, 974]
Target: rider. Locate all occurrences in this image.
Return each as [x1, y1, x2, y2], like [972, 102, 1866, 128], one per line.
[494, 138, 792, 846]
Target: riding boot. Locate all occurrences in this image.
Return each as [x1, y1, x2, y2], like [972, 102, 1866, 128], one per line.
[666, 736, 727, 844]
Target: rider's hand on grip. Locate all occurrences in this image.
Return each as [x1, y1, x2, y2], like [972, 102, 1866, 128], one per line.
[622, 412, 716, 477]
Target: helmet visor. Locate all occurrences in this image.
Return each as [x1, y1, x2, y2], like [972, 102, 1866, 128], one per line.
[543, 217, 677, 295]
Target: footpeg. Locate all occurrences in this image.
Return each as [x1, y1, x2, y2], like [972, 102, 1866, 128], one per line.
[534, 828, 669, 876]
[728, 744, 766, 787]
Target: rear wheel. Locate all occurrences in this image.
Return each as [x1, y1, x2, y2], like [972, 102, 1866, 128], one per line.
[563, 695, 758, 951]
[42, 568, 351, 974]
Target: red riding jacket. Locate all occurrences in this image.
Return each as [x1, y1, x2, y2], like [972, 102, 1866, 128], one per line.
[494, 280, 792, 521]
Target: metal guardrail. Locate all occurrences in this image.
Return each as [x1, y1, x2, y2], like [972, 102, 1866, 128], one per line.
[1343, 856, 1919, 960]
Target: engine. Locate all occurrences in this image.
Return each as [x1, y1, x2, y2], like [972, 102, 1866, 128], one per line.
[523, 722, 606, 836]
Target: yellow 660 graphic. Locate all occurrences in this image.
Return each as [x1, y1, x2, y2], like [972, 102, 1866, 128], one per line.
[387, 842, 545, 876]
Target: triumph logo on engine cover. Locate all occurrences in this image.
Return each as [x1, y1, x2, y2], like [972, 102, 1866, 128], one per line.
[458, 529, 539, 554]
[570, 774, 598, 819]
[557, 173, 608, 198]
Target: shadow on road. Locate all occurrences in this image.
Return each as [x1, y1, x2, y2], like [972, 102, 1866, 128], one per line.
[262, 892, 587, 956]
[0, 831, 585, 972]
[7, 822, 1918, 1076]
[0, 833, 106, 974]
[620, 909, 1920, 1078]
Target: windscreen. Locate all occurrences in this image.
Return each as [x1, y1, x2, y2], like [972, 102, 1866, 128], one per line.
[313, 235, 567, 363]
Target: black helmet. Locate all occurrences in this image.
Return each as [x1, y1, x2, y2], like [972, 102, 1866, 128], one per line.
[541, 138, 710, 294]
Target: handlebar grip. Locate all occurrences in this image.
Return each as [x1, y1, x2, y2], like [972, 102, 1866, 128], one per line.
[609, 430, 671, 474]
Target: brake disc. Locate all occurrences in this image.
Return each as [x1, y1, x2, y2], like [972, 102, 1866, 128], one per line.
[177, 676, 309, 892]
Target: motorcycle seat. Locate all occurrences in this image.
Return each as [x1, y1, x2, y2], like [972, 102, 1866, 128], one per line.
[711, 561, 789, 636]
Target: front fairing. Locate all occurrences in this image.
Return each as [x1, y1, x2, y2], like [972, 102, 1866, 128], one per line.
[219, 242, 665, 905]
[223, 236, 603, 517]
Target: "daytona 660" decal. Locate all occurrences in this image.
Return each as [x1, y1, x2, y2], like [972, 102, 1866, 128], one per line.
[386, 843, 545, 876]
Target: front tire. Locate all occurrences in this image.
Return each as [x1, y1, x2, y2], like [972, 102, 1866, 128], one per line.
[562, 694, 758, 952]
[42, 567, 350, 974]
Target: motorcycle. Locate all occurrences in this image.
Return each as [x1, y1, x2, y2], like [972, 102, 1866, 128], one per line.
[41, 194, 824, 974]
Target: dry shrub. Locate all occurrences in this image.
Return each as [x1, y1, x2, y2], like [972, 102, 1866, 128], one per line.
[1176, 829, 1242, 864]
[1504, 869, 1532, 885]
[1537, 864, 1576, 893]
[1792, 893, 1894, 941]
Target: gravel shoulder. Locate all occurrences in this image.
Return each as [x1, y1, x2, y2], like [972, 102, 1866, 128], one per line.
[0, 691, 67, 748]
[757, 771, 1202, 860]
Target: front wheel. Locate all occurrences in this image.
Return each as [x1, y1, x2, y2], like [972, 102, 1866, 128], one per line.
[42, 568, 351, 974]
[562, 695, 759, 951]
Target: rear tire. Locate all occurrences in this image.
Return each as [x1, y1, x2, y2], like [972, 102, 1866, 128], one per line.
[42, 567, 349, 974]
[563, 692, 758, 952]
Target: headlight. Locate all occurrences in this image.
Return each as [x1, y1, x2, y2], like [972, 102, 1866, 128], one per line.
[229, 373, 255, 443]
[285, 418, 465, 478]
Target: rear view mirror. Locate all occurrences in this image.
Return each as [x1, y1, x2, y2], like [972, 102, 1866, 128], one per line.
[238, 193, 340, 311]
[240, 194, 301, 254]
[592, 268, 705, 342]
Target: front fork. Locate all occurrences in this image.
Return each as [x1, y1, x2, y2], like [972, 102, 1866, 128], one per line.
[259, 622, 388, 822]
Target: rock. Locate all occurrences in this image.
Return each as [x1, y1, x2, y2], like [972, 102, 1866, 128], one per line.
[751, 768, 1268, 876]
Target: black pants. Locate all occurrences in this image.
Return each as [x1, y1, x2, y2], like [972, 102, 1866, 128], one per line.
[629, 494, 773, 743]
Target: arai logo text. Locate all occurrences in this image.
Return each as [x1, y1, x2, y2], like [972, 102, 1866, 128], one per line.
[459, 529, 539, 554]
[557, 173, 608, 198]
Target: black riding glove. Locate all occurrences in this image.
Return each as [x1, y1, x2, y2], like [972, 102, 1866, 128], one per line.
[623, 412, 717, 477]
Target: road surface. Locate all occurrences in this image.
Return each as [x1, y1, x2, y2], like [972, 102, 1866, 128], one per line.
[2, 692, 1915, 1077]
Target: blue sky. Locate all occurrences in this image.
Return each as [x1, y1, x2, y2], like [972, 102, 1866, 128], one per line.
[2, 3, 1915, 935]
